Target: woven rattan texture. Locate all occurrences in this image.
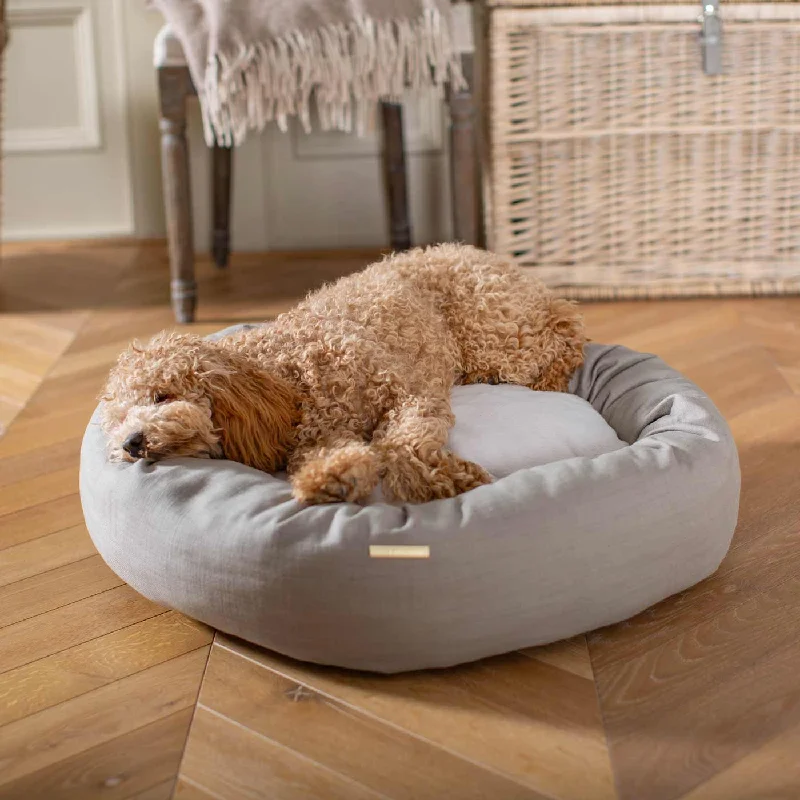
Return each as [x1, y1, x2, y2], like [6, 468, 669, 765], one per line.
[487, 9, 800, 297]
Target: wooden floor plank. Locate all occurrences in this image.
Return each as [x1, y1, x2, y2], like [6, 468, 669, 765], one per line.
[680, 344, 794, 420]
[0, 647, 210, 788]
[0, 493, 85, 550]
[0, 524, 95, 586]
[519, 635, 594, 680]
[0, 245, 135, 431]
[0, 467, 77, 518]
[0, 437, 81, 489]
[0, 337, 64, 377]
[216, 637, 616, 800]
[0, 585, 164, 674]
[172, 778, 225, 800]
[0, 612, 212, 727]
[582, 303, 742, 365]
[680, 723, 800, 800]
[0, 555, 122, 629]
[180, 706, 386, 800]
[63, 311, 186, 357]
[777, 364, 800, 394]
[0, 709, 192, 800]
[0, 398, 22, 433]
[195, 643, 542, 800]
[0, 313, 79, 355]
[0, 409, 98, 458]
[0, 362, 46, 402]
[596, 574, 800, 737]
[0, 248, 136, 314]
[125, 780, 178, 800]
[19, 369, 109, 420]
[47, 340, 145, 380]
[600, 625, 800, 800]
[728, 458, 800, 557]
[739, 299, 800, 371]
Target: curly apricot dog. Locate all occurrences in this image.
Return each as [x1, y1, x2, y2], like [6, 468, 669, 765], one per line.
[101, 244, 586, 504]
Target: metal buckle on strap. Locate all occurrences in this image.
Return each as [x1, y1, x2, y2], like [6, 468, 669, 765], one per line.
[699, 0, 723, 75]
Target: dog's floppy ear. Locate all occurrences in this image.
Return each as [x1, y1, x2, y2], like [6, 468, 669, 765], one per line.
[201, 342, 300, 472]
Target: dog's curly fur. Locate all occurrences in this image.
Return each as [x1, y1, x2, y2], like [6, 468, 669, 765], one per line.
[101, 244, 586, 504]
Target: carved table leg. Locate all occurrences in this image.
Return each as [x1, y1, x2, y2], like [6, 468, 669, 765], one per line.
[158, 65, 196, 323]
[447, 53, 480, 246]
[379, 101, 412, 251]
[211, 144, 232, 268]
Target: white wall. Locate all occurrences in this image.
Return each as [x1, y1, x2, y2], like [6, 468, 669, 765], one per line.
[2, 0, 452, 249]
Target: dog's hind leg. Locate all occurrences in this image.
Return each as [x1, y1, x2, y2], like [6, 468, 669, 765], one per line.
[374, 396, 492, 504]
[289, 436, 381, 505]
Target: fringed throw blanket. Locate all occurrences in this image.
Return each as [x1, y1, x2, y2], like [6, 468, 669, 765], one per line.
[153, 0, 464, 146]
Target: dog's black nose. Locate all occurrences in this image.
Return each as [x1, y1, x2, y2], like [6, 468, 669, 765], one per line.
[122, 431, 145, 458]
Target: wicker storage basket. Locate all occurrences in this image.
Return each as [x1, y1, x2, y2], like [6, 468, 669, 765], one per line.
[485, 4, 800, 298]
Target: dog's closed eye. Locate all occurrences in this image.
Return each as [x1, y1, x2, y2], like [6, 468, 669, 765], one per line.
[153, 393, 170, 404]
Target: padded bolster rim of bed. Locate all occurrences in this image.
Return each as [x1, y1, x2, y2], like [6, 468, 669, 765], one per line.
[80, 343, 741, 673]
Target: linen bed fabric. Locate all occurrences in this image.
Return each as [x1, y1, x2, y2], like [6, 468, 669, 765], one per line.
[80, 343, 740, 673]
[151, 0, 464, 145]
[447, 385, 626, 478]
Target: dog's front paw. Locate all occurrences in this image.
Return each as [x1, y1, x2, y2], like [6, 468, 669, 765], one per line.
[292, 468, 363, 504]
[447, 455, 493, 494]
[382, 451, 492, 503]
[291, 444, 380, 505]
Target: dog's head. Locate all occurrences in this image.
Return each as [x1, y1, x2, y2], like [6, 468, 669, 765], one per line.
[100, 332, 299, 472]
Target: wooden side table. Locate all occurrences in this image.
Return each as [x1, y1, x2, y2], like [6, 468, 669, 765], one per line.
[154, 15, 480, 323]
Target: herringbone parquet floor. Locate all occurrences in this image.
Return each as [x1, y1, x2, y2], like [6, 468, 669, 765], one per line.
[1, 242, 799, 800]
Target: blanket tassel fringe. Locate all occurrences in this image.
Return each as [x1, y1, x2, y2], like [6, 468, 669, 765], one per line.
[200, 8, 464, 146]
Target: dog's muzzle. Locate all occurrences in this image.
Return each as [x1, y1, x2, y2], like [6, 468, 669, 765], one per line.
[122, 431, 146, 459]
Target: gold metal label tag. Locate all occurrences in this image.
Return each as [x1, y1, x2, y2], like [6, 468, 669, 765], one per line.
[369, 545, 430, 559]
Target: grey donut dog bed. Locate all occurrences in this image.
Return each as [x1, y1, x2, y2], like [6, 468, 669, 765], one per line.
[80, 342, 740, 673]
